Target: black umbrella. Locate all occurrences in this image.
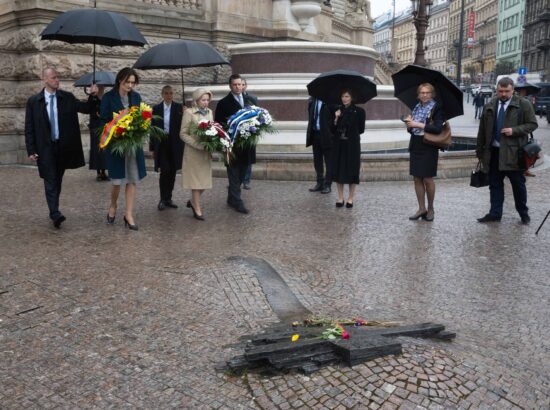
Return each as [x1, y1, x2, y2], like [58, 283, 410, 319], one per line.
[41, 8, 147, 83]
[306, 69, 377, 105]
[133, 39, 230, 100]
[74, 71, 116, 87]
[514, 82, 540, 95]
[392, 65, 464, 120]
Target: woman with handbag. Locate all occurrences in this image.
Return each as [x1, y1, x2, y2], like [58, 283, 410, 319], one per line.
[332, 89, 366, 208]
[403, 83, 444, 222]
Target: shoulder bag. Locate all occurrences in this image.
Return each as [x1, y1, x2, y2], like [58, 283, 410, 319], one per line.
[423, 122, 452, 150]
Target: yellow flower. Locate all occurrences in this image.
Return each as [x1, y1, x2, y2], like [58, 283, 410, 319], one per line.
[140, 102, 152, 112]
[291, 334, 300, 342]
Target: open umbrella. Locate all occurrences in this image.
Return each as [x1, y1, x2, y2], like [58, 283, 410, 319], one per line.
[306, 69, 377, 105]
[41, 8, 147, 83]
[133, 39, 230, 100]
[392, 65, 463, 120]
[74, 71, 116, 87]
[514, 82, 540, 95]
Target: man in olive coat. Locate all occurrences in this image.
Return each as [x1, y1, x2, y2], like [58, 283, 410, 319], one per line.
[476, 77, 538, 224]
[25, 67, 96, 228]
[150, 85, 184, 210]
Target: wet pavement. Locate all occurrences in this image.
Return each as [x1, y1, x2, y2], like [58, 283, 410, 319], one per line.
[1, 116, 549, 409]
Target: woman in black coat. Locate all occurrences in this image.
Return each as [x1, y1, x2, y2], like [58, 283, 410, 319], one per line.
[403, 83, 444, 222]
[332, 89, 366, 208]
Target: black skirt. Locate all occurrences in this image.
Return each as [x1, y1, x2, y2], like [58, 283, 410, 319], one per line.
[409, 134, 438, 177]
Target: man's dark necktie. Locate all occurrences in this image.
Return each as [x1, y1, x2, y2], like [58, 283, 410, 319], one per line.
[494, 101, 505, 144]
[49, 94, 57, 141]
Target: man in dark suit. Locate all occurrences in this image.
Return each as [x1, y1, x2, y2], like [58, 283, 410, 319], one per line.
[25, 67, 96, 228]
[306, 97, 334, 193]
[241, 77, 258, 190]
[150, 85, 184, 210]
[215, 73, 255, 214]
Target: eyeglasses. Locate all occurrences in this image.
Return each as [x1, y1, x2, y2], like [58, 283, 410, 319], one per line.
[419, 92, 432, 95]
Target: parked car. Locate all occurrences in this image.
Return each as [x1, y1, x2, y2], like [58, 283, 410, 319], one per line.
[470, 84, 481, 96]
[479, 85, 493, 97]
[533, 83, 550, 119]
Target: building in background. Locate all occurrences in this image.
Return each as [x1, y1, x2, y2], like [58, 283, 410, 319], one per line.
[496, 0, 525, 75]
[425, 1, 450, 74]
[522, 0, 550, 81]
[471, 0, 498, 84]
[394, 7, 415, 68]
[447, 0, 476, 82]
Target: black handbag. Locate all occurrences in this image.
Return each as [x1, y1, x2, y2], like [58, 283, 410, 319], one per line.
[470, 160, 489, 188]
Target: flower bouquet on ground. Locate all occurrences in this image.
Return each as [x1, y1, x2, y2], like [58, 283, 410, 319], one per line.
[99, 102, 166, 156]
[226, 105, 276, 150]
[189, 119, 233, 163]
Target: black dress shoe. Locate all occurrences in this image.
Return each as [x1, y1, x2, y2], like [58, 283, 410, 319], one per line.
[521, 214, 530, 225]
[236, 204, 249, 214]
[346, 202, 353, 208]
[477, 214, 501, 223]
[188, 201, 205, 221]
[53, 215, 66, 228]
[165, 200, 178, 209]
[335, 201, 344, 208]
[107, 213, 115, 224]
[423, 209, 434, 221]
[321, 186, 331, 194]
[158, 200, 166, 211]
[309, 182, 323, 192]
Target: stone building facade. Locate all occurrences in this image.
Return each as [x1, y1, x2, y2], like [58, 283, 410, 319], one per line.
[0, 0, 376, 164]
[522, 0, 550, 81]
[471, 0, 498, 83]
[393, 8, 415, 67]
[447, 0, 475, 81]
[425, 1, 450, 74]
[496, 0, 525, 72]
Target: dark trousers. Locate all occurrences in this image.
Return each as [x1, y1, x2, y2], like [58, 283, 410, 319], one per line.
[312, 131, 332, 186]
[243, 164, 252, 185]
[227, 162, 247, 206]
[488, 146, 528, 218]
[159, 168, 177, 202]
[43, 145, 65, 220]
[474, 106, 483, 119]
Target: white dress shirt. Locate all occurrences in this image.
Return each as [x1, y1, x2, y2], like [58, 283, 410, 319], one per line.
[163, 102, 171, 133]
[44, 89, 59, 140]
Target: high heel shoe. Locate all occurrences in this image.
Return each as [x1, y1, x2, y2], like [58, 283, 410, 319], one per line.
[409, 210, 428, 220]
[107, 207, 116, 224]
[346, 202, 353, 208]
[336, 201, 344, 208]
[123, 216, 139, 231]
[188, 201, 205, 221]
[423, 210, 435, 222]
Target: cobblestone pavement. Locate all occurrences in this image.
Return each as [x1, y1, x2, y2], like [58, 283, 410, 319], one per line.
[1, 121, 549, 409]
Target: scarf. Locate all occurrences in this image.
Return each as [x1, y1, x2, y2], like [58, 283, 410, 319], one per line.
[411, 99, 436, 135]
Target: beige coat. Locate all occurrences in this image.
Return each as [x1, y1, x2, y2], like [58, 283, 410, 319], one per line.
[180, 108, 213, 189]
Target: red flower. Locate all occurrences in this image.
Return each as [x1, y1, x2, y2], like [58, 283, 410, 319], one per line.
[198, 121, 209, 129]
[141, 111, 152, 120]
[116, 127, 124, 135]
[341, 330, 350, 340]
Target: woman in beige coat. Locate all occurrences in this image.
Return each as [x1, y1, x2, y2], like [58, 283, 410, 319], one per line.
[180, 88, 213, 220]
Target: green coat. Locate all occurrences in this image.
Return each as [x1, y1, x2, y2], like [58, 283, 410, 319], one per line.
[476, 95, 538, 172]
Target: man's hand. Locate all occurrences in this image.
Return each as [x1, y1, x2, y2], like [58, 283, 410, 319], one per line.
[29, 154, 38, 161]
[501, 127, 513, 137]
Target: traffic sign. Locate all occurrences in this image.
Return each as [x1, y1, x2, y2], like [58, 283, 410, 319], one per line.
[517, 74, 527, 84]
[518, 67, 527, 75]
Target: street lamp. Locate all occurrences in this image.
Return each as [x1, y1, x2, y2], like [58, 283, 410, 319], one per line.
[411, 0, 433, 66]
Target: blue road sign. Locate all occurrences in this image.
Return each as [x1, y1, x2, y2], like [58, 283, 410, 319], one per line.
[517, 74, 527, 84]
[518, 67, 527, 75]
